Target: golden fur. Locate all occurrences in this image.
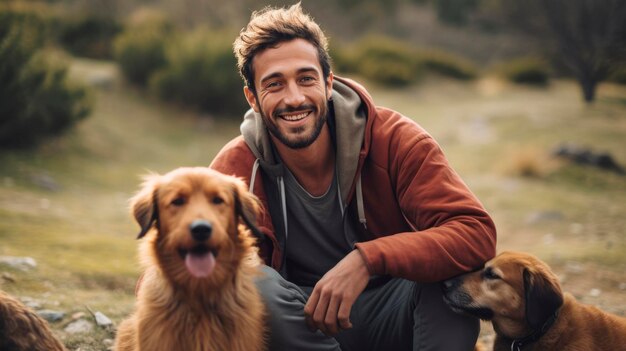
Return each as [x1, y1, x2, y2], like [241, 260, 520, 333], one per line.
[0, 289, 66, 351]
[114, 167, 266, 351]
[443, 251, 626, 351]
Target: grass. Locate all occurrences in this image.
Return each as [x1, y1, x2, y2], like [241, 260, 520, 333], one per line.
[1, 59, 625, 349]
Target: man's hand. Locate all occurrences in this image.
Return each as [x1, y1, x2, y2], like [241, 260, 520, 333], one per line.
[304, 249, 370, 336]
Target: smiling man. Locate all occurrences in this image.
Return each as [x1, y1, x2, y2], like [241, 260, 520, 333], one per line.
[210, 3, 497, 350]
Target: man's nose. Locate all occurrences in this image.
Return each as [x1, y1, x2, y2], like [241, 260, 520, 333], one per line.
[283, 82, 306, 107]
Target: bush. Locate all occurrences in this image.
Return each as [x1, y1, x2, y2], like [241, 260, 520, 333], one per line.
[149, 29, 247, 116]
[416, 49, 478, 80]
[349, 36, 422, 87]
[113, 12, 172, 86]
[498, 57, 550, 86]
[0, 23, 92, 148]
[58, 15, 121, 59]
[332, 36, 477, 85]
[608, 65, 626, 85]
[434, 0, 480, 26]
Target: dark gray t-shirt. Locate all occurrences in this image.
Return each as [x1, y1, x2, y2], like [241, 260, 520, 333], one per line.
[283, 167, 353, 287]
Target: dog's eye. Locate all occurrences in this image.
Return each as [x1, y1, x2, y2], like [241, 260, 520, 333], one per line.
[171, 197, 186, 206]
[212, 196, 224, 205]
[483, 268, 500, 280]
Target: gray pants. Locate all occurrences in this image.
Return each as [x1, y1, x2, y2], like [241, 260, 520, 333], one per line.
[255, 266, 479, 351]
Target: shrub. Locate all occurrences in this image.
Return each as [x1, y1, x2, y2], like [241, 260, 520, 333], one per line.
[608, 65, 626, 85]
[416, 49, 478, 80]
[349, 36, 422, 87]
[113, 9, 172, 86]
[149, 29, 247, 116]
[58, 15, 121, 59]
[498, 57, 551, 86]
[0, 24, 92, 148]
[434, 0, 480, 26]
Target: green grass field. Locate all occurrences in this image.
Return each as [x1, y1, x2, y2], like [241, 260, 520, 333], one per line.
[1, 59, 625, 350]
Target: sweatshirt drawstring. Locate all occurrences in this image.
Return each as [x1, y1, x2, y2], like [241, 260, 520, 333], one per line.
[278, 176, 288, 239]
[356, 173, 367, 230]
[249, 159, 260, 193]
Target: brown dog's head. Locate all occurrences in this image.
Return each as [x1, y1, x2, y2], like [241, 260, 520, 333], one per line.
[130, 167, 263, 287]
[442, 251, 564, 338]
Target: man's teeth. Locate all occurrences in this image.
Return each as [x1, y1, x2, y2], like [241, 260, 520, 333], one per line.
[282, 112, 308, 121]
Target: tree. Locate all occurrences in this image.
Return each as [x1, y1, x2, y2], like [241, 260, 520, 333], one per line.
[500, 0, 626, 102]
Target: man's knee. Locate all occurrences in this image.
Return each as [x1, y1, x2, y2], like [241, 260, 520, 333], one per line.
[413, 282, 479, 350]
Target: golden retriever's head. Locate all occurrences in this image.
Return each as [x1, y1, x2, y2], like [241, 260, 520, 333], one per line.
[130, 167, 263, 287]
[442, 251, 563, 338]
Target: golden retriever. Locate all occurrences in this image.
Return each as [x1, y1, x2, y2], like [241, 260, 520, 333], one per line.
[114, 167, 266, 351]
[0, 289, 66, 351]
[443, 251, 626, 351]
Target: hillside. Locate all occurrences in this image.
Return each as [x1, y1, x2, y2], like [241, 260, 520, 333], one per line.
[0, 58, 624, 350]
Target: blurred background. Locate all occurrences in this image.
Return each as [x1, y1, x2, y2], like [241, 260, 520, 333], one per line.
[1, 0, 625, 349]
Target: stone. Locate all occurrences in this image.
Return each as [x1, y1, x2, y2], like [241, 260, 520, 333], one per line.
[0, 256, 37, 271]
[64, 319, 94, 334]
[95, 311, 113, 327]
[37, 310, 65, 322]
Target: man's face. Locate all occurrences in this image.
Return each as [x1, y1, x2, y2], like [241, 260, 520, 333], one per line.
[244, 39, 333, 149]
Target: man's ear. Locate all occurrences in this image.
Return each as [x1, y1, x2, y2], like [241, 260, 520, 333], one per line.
[244, 86, 260, 113]
[130, 174, 160, 239]
[326, 71, 334, 99]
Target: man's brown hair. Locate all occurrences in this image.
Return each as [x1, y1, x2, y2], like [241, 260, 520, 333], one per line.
[233, 3, 331, 91]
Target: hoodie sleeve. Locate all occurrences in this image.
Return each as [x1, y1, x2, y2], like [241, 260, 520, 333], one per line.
[354, 111, 496, 283]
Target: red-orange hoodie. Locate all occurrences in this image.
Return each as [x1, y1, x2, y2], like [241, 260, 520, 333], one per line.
[210, 76, 496, 283]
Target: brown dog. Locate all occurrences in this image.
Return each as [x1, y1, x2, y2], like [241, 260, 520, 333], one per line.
[0, 289, 66, 351]
[114, 167, 266, 351]
[443, 251, 626, 351]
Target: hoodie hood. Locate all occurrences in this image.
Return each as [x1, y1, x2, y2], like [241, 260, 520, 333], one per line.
[240, 77, 369, 205]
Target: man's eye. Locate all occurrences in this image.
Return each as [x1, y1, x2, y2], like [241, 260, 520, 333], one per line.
[266, 81, 281, 88]
[171, 197, 186, 206]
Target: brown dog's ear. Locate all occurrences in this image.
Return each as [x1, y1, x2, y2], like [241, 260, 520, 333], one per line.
[130, 175, 160, 239]
[232, 181, 265, 242]
[523, 267, 564, 330]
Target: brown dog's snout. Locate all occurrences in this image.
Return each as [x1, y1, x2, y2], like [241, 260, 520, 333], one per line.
[190, 220, 213, 241]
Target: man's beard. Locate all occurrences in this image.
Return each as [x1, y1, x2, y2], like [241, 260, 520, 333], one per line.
[262, 102, 329, 150]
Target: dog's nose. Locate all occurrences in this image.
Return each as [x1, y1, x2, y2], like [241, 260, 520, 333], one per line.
[190, 220, 212, 241]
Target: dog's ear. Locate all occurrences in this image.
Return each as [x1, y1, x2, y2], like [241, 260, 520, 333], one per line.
[523, 266, 563, 329]
[130, 175, 160, 239]
[232, 180, 265, 242]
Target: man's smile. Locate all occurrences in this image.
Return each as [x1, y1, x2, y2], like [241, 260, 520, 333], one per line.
[279, 111, 311, 121]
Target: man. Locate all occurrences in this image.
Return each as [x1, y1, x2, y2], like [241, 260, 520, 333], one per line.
[210, 3, 496, 350]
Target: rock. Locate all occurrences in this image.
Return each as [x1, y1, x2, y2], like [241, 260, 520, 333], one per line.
[0, 256, 37, 271]
[1, 272, 16, 283]
[37, 310, 65, 322]
[525, 211, 564, 225]
[72, 312, 87, 320]
[565, 261, 585, 274]
[20, 297, 42, 310]
[589, 288, 602, 297]
[95, 311, 113, 327]
[29, 172, 62, 192]
[103, 339, 114, 346]
[552, 143, 625, 174]
[619, 283, 626, 291]
[64, 319, 94, 334]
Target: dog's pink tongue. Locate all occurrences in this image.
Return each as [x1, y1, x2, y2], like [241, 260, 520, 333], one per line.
[185, 252, 216, 278]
